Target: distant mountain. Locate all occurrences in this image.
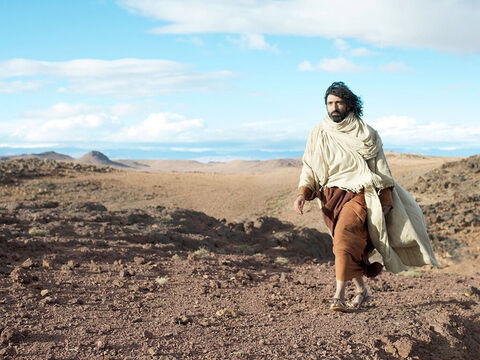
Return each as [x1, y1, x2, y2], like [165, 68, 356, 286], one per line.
[77, 151, 128, 168]
[0, 151, 74, 161]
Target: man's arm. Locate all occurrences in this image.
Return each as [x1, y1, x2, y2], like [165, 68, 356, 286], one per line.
[295, 127, 321, 215]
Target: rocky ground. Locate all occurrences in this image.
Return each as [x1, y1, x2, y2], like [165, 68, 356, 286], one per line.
[0, 157, 479, 359]
[408, 155, 480, 271]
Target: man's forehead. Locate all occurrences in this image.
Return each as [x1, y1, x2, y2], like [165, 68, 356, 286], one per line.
[326, 94, 344, 102]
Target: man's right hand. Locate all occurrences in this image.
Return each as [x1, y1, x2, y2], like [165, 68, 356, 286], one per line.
[294, 195, 305, 215]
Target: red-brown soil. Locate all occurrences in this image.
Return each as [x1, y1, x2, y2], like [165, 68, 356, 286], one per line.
[0, 155, 479, 359]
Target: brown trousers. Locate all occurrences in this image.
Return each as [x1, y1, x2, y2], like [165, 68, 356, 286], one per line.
[299, 185, 390, 281]
[332, 192, 369, 281]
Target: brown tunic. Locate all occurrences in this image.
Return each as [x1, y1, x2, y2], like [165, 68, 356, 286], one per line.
[299, 186, 393, 281]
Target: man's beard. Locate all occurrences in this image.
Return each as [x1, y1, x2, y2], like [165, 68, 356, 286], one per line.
[329, 109, 348, 123]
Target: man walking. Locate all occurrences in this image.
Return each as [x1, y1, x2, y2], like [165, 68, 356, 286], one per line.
[294, 82, 438, 312]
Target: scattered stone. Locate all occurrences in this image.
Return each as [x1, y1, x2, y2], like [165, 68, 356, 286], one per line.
[61, 264, 73, 272]
[0, 346, 17, 357]
[95, 339, 106, 350]
[174, 314, 193, 325]
[0, 327, 22, 345]
[21, 258, 34, 269]
[9, 266, 33, 284]
[394, 338, 413, 358]
[42, 259, 52, 269]
[119, 268, 135, 277]
[215, 308, 240, 318]
[134, 256, 145, 265]
[143, 330, 154, 339]
[148, 347, 158, 356]
[465, 286, 480, 298]
[40, 296, 56, 305]
[40, 289, 49, 297]
[198, 318, 211, 327]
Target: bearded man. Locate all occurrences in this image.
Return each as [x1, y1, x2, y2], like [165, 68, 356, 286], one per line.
[294, 82, 438, 312]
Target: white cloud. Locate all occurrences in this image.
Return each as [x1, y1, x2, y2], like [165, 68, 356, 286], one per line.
[317, 57, 365, 73]
[333, 39, 376, 57]
[2, 103, 207, 144]
[22, 103, 102, 119]
[176, 36, 204, 46]
[0, 143, 59, 149]
[380, 61, 412, 73]
[334, 39, 349, 51]
[113, 112, 204, 142]
[227, 33, 279, 53]
[298, 60, 315, 72]
[370, 115, 480, 145]
[170, 147, 213, 153]
[0, 58, 234, 96]
[119, 0, 480, 53]
[0, 80, 45, 93]
[350, 47, 376, 57]
[7, 103, 116, 142]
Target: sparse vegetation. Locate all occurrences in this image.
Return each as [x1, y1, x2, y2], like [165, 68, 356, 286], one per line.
[238, 244, 255, 254]
[274, 256, 289, 264]
[193, 247, 210, 258]
[171, 254, 180, 260]
[155, 277, 168, 285]
[398, 269, 424, 277]
[28, 227, 46, 236]
[231, 350, 249, 358]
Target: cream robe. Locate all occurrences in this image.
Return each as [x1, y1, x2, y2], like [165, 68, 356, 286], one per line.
[299, 113, 438, 273]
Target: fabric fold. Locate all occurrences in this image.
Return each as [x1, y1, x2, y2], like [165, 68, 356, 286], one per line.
[299, 112, 438, 273]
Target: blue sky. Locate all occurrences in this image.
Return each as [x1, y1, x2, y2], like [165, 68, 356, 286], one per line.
[1, 0, 479, 160]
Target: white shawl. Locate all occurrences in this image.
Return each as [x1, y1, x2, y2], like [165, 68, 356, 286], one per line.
[299, 113, 438, 273]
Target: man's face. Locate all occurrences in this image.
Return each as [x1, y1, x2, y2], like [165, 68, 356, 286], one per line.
[326, 94, 349, 122]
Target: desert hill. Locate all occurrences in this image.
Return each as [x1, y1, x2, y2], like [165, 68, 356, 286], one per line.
[0, 151, 73, 162]
[0, 150, 303, 173]
[77, 150, 129, 168]
[0, 154, 478, 359]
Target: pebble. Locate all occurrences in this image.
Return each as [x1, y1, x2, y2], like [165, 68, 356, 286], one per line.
[1, 327, 21, 345]
[143, 330, 154, 339]
[134, 257, 145, 265]
[21, 258, 34, 269]
[175, 314, 193, 325]
[215, 308, 240, 318]
[96, 339, 105, 350]
[394, 338, 413, 358]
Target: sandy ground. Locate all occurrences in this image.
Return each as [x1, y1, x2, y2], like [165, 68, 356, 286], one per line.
[0, 153, 479, 359]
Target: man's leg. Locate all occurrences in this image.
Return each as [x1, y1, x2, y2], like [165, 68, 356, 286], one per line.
[330, 279, 348, 312]
[349, 276, 370, 308]
[334, 279, 346, 300]
[352, 276, 366, 293]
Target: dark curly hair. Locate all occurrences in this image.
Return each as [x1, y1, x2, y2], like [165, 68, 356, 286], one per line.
[324, 81, 363, 117]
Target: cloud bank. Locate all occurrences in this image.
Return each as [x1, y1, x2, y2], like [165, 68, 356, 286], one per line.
[370, 115, 480, 147]
[119, 0, 480, 53]
[0, 58, 233, 96]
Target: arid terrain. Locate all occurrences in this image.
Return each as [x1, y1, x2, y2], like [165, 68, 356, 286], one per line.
[0, 152, 479, 359]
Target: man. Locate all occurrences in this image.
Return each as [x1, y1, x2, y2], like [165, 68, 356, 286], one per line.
[294, 82, 438, 312]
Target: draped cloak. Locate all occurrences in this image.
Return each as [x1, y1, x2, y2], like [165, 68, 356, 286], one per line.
[298, 113, 439, 274]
